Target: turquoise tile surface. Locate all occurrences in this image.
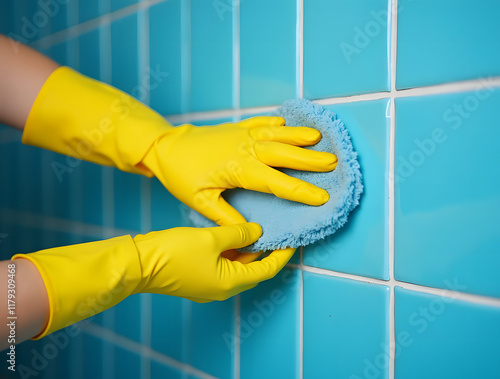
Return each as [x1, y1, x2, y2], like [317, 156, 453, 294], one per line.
[110, 0, 138, 13]
[149, 0, 183, 115]
[80, 162, 103, 225]
[303, 99, 390, 280]
[397, 0, 500, 89]
[113, 294, 142, 343]
[304, 0, 390, 99]
[151, 178, 184, 230]
[111, 13, 139, 95]
[114, 344, 141, 378]
[151, 294, 186, 362]
[151, 361, 183, 379]
[83, 334, 103, 379]
[79, 0, 101, 23]
[187, 299, 234, 379]
[113, 169, 143, 232]
[240, 0, 296, 107]
[240, 268, 300, 379]
[79, 28, 101, 80]
[395, 287, 500, 378]
[303, 272, 390, 378]
[190, 0, 233, 112]
[395, 90, 500, 297]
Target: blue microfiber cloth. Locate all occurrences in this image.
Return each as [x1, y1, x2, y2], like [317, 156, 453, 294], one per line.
[188, 99, 363, 252]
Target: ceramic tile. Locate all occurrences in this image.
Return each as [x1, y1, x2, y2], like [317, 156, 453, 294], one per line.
[396, 0, 500, 89]
[111, 12, 139, 95]
[151, 294, 186, 362]
[187, 299, 234, 379]
[190, 0, 233, 112]
[110, 0, 138, 13]
[150, 178, 184, 231]
[303, 272, 390, 378]
[113, 294, 142, 343]
[395, 287, 500, 378]
[304, 0, 390, 99]
[149, 0, 183, 115]
[83, 334, 103, 379]
[114, 344, 141, 378]
[240, 0, 296, 107]
[113, 169, 143, 232]
[151, 361, 183, 379]
[303, 99, 390, 280]
[395, 90, 500, 297]
[79, 0, 101, 23]
[240, 268, 300, 379]
[79, 28, 101, 80]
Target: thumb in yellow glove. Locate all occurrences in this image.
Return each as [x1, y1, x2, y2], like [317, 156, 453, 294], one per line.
[12, 223, 294, 339]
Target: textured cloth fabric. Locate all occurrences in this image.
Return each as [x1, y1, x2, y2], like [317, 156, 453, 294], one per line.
[188, 99, 363, 252]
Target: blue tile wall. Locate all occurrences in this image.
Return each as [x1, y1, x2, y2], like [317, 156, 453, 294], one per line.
[149, 0, 183, 115]
[304, 0, 391, 99]
[190, 0, 233, 112]
[395, 287, 500, 378]
[111, 13, 139, 95]
[113, 169, 143, 232]
[303, 99, 390, 280]
[240, 268, 300, 379]
[395, 90, 500, 298]
[113, 295, 142, 343]
[187, 300, 235, 379]
[151, 294, 186, 362]
[2, 1, 500, 378]
[396, 0, 500, 89]
[151, 361, 183, 379]
[79, 0, 102, 24]
[240, 0, 296, 107]
[79, 28, 101, 80]
[114, 344, 142, 378]
[303, 272, 390, 378]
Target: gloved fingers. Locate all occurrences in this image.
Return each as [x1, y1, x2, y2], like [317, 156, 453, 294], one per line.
[238, 116, 285, 128]
[251, 126, 322, 146]
[242, 165, 329, 206]
[221, 249, 263, 263]
[195, 190, 247, 226]
[231, 247, 296, 286]
[254, 141, 337, 172]
[231, 283, 258, 297]
[210, 223, 263, 252]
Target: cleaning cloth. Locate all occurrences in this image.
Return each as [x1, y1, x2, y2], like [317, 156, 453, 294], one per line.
[188, 99, 363, 252]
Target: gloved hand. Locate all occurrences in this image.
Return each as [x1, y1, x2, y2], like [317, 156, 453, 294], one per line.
[12, 223, 294, 339]
[140, 116, 338, 225]
[23, 67, 337, 225]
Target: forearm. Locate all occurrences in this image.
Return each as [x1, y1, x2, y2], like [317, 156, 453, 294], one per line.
[0, 259, 49, 350]
[0, 34, 59, 130]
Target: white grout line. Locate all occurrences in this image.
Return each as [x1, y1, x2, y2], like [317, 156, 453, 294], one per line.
[234, 294, 241, 379]
[299, 259, 304, 379]
[289, 263, 390, 286]
[31, 0, 167, 50]
[0, 208, 139, 239]
[81, 323, 218, 379]
[232, 0, 241, 110]
[287, 263, 500, 307]
[296, 0, 304, 99]
[164, 75, 500, 124]
[388, 0, 398, 377]
[181, 0, 191, 114]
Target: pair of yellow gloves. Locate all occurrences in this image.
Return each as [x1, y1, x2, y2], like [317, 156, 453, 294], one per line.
[14, 67, 337, 339]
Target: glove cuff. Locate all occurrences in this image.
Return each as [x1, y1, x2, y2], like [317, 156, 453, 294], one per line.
[22, 66, 171, 176]
[12, 235, 142, 339]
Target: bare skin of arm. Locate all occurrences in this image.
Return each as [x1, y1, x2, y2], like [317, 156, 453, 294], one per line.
[0, 34, 60, 130]
[0, 259, 49, 350]
[0, 34, 56, 348]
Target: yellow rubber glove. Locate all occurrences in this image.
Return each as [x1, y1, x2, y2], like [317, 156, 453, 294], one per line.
[23, 67, 337, 225]
[12, 223, 294, 339]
